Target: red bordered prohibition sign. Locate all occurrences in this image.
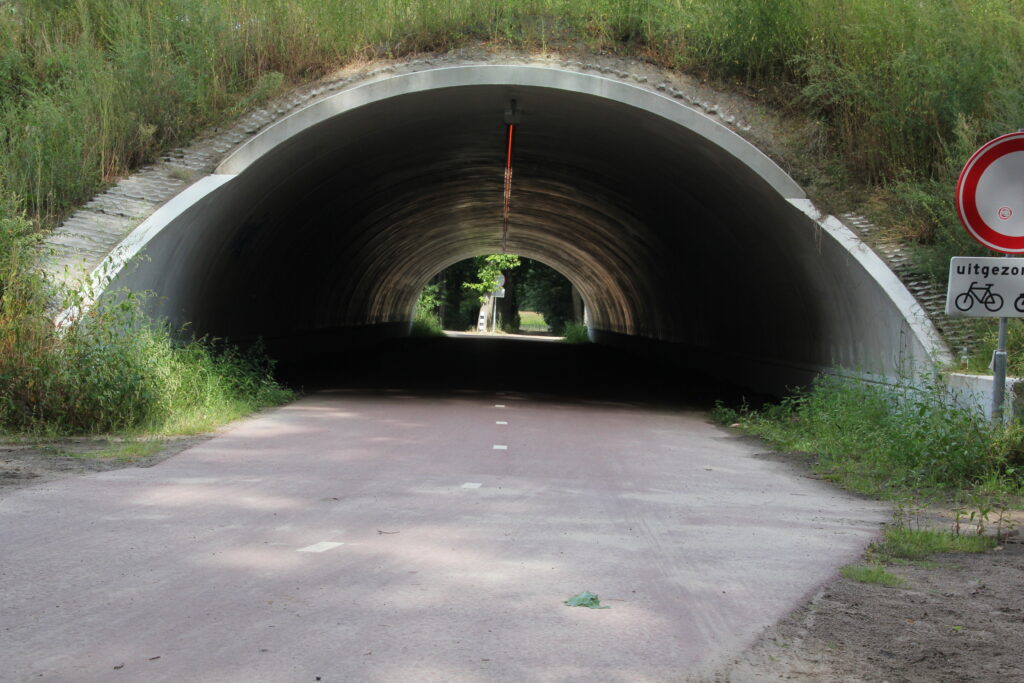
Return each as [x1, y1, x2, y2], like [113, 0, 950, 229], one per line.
[956, 131, 1024, 254]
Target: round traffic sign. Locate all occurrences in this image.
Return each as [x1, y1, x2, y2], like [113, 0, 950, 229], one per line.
[956, 131, 1024, 253]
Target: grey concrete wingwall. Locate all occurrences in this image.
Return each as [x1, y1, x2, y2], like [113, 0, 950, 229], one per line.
[51, 62, 950, 394]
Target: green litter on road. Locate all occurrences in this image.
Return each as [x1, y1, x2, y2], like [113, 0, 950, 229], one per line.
[564, 592, 610, 609]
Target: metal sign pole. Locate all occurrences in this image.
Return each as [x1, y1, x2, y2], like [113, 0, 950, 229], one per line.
[990, 251, 1018, 423]
[1006, 130, 1024, 422]
[993, 314, 1008, 422]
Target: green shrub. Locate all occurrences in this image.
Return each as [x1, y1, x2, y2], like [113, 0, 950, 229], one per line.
[410, 314, 444, 337]
[1, 292, 293, 435]
[840, 564, 904, 587]
[734, 373, 1018, 496]
[874, 527, 996, 561]
[410, 282, 445, 337]
[0, 201, 292, 435]
[562, 322, 589, 344]
[709, 399, 749, 425]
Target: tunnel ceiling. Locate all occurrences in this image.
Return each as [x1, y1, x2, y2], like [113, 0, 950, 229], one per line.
[191, 79, 806, 343]
[100, 64, 946, 386]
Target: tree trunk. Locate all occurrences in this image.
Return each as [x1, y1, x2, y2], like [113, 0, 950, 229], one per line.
[496, 269, 518, 332]
[571, 284, 584, 323]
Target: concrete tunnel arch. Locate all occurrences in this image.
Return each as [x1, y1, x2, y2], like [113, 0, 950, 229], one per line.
[98, 64, 949, 392]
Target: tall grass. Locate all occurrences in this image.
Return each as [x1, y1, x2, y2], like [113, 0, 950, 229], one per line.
[873, 527, 996, 561]
[410, 281, 445, 336]
[1, 0, 1021, 226]
[562, 322, 589, 344]
[716, 373, 1022, 497]
[0, 199, 292, 435]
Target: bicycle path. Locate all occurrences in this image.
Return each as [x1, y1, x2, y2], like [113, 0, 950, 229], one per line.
[0, 390, 886, 681]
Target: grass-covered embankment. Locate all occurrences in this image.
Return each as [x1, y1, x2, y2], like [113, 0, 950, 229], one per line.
[3, 1, 1022, 237]
[1, 200, 292, 435]
[2, 0, 1024, 432]
[712, 374, 1024, 506]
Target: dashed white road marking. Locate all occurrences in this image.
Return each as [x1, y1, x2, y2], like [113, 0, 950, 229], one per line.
[496, 420, 508, 425]
[461, 482, 482, 489]
[297, 542, 344, 553]
[493, 445, 508, 450]
[494, 404, 506, 408]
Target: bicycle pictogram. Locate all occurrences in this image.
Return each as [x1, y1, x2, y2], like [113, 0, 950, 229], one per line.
[954, 281, 1004, 312]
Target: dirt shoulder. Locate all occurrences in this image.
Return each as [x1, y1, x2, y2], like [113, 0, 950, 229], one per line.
[4, 434, 1021, 681]
[715, 447, 1024, 682]
[0, 434, 213, 497]
[718, 531, 1024, 682]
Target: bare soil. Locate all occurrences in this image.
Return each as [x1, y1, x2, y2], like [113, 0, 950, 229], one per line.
[714, 449, 1024, 682]
[0, 434, 211, 496]
[718, 525, 1024, 682]
[4, 436, 1020, 681]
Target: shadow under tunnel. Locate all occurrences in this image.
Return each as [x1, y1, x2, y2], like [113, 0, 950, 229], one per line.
[277, 334, 762, 410]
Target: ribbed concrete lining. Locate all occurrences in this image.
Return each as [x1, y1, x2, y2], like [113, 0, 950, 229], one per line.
[100, 64, 948, 391]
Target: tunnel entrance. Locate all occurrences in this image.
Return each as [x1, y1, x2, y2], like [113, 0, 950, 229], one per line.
[96, 63, 945, 394]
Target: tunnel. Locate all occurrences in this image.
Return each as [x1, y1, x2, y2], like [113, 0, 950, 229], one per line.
[98, 64, 946, 393]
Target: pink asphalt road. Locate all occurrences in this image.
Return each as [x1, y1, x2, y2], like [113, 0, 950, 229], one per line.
[1, 388, 886, 681]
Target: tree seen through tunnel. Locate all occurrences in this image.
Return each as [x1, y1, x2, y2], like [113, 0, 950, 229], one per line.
[415, 256, 580, 335]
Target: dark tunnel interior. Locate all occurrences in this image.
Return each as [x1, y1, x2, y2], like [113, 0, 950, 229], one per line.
[196, 84, 812, 348]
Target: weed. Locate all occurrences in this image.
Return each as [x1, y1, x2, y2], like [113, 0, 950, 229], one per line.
[562, 323, 589, 344]
[953, 506, 969, 536]
[892, 497, 930, 531]
[970, 505, 992, 537]
[59, 440, 164, 461]
[873, 528, 996, 562]
[840, 564, 904, 588]
[731, 372, 1024, 498]
[409, 314, 444, 337]
[709, 400, 740, 425]
[0, 208, 292, 435]
[410, 282, 445, 337]
[994, 507, 1018, 544]
[710, 397, 755, 426]
[168, 167, 195, 182]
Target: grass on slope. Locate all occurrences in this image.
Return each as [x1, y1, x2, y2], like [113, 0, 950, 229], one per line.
[712, 373, 1024, 501]
[2, 0, 1021, 227]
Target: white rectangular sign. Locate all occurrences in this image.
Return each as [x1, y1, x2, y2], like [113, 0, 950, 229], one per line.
[946, 256, 1024, 317]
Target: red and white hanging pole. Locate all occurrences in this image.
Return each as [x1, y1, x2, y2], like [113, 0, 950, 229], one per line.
[501, 99, 520, 253]
[501, 122, 514, 253]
